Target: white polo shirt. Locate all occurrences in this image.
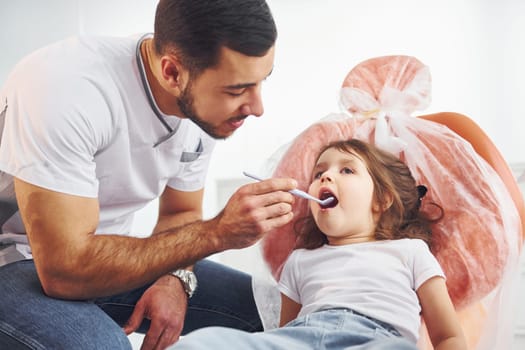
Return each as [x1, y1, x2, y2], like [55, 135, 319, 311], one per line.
[0, 34, 215, 237]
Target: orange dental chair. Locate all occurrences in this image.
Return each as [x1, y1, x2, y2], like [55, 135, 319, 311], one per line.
[416, 111, 524, 349]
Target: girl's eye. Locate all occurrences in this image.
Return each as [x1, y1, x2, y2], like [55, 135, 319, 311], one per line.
[341, 167, 354, 174]
[313, 171, 323, 179]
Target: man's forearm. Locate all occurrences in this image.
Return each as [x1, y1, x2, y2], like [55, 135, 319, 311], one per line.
[40, 218, 220, 299]
[152, 210, 202, 235]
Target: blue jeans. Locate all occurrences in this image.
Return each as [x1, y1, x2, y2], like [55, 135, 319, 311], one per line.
[0, 259, 262, 349]
[172, 309, 418, 350]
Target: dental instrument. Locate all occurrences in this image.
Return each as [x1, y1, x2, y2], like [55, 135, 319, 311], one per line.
[243, 171, 335, 206]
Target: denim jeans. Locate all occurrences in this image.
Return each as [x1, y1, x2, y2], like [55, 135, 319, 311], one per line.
[0, 259, 262, 349]
[172, 308, 418, 350]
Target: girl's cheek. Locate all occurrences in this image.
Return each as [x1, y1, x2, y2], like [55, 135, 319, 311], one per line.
[308, 182, 318, 196]
[309, 202, 317, 214]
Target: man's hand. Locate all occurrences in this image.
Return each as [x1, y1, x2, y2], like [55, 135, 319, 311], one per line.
[124, 275, 188, 350]
[212, 177, 297, 251]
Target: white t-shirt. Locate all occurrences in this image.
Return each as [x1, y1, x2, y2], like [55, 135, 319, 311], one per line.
[0, 34, 215, 237]
[278, 239, 445, 343]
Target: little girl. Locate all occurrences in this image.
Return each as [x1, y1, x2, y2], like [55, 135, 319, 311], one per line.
[171, 139, 466, 349]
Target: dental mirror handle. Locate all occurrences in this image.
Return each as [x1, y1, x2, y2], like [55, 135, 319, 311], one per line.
[242, 171, 326, 204]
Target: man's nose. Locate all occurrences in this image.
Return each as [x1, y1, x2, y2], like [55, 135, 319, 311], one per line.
[240, 88, 264, 117]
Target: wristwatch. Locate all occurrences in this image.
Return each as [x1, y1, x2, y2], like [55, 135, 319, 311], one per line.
[170, 269, 198, 298]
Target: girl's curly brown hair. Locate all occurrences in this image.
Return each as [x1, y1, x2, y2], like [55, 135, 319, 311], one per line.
[295, 139, 442, 250]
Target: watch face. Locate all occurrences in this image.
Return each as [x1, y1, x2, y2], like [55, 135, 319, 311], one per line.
[172, 270, 197, 297]
[181, 270, 197, 297]
[187, 273, 197, 291]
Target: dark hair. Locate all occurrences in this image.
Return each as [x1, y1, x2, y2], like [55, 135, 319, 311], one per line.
[295, 139, 442, 249]
[153, 0, 277, 76]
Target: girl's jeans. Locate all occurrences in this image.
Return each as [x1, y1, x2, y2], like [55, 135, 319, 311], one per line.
[0, 259, 262, 349]
[172, 308, 418, 350]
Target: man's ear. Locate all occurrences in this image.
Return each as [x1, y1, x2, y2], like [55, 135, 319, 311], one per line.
[160, 55, 186, 92]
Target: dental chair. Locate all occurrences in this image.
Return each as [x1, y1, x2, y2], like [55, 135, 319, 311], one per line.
[260, 56, 524, 349]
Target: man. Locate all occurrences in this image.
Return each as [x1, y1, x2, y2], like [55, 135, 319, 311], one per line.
[0, 1, 297, 349]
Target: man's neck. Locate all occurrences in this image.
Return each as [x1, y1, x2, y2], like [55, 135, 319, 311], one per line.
[140, 38, 177, 116]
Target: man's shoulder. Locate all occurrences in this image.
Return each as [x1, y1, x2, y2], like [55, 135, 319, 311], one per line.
[75, 34, 143, 55]
[15, 34, 141, 72]
[4, 34, 145, 108]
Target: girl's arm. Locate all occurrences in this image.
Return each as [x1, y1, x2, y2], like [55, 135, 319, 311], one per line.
[279, 293, 302, 327]
[417, 276, 467, 350]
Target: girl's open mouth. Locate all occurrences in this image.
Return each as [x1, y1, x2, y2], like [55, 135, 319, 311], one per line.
[319, 190, 338, 209]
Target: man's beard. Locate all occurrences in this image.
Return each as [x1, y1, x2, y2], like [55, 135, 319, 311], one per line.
[178, 84, 244, 140]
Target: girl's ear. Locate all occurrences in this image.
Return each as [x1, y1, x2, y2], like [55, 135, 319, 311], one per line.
[383, 192, 394, 211]
[373, 192, 394, 213]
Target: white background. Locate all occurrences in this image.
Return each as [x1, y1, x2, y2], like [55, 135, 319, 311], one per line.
[1, 1, 524, 348]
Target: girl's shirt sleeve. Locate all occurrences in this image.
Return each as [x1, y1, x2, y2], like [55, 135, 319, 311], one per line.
[412, 239, 445, 290]
[278, 250, 302, 303]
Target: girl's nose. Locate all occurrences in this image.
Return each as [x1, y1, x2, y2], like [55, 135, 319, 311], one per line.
[321, 173, 333, 183]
